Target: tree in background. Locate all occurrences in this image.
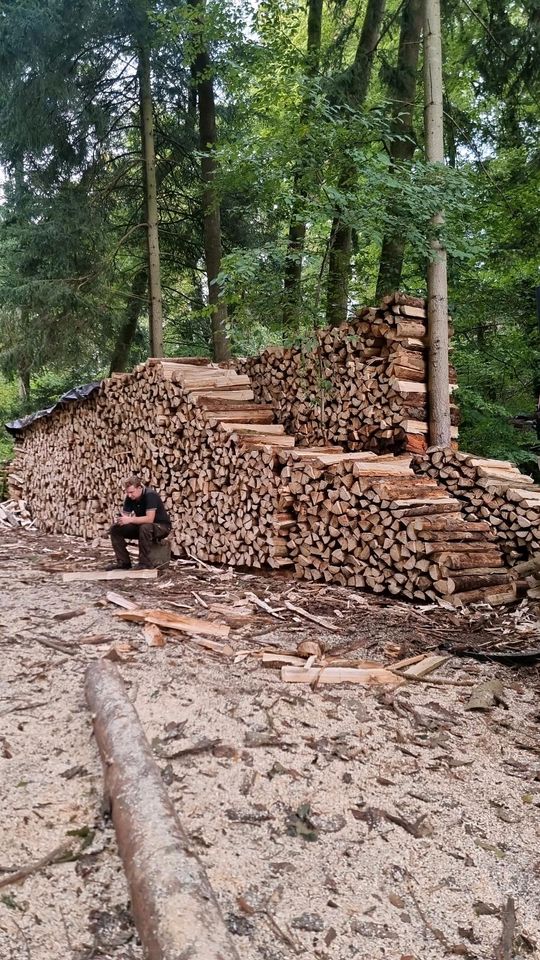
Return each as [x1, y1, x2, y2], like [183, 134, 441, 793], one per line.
[281, 0, 323, 331]
[324, 0, 387, 327]
[0, 0, 537, 470]
[375, 0, 423, 298]
[188, 0, 230, 360]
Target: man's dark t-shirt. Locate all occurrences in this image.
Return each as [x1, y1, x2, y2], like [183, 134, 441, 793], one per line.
[123, 488, 171, 529]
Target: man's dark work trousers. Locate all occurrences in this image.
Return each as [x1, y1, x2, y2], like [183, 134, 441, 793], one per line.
[110, 522, 170, 566]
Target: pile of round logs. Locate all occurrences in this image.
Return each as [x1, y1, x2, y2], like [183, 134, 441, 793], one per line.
[413, 448, 540, 562]
[282, 450, 517, 605]
[237, 292, 458, 456]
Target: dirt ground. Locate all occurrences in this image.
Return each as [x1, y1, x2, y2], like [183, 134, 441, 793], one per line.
[1, 526, 540, 960]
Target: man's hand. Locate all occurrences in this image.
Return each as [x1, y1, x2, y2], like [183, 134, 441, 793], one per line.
[117, 514, 132, 526]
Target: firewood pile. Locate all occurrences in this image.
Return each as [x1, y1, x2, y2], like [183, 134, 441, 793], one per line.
[0, 460, 9, 499]
[512, 556, 540, 601]
[282, 449, 517, 605]
[413, 449, 540, 561]
[6, 290, 540, 607]
[9, 359, 295, 568]
[237, 293, 458, 456]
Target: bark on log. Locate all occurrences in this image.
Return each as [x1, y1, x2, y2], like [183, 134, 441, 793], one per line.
[85, 660, 240, 960]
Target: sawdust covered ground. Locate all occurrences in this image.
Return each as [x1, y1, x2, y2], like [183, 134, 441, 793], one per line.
[1, 527, 539, 960]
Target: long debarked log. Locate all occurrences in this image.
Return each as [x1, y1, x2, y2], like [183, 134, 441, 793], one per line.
[85, 660, 240, 960]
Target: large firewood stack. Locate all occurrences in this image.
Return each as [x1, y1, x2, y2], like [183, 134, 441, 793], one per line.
[237, 292, 458, 456]
[8, 291, 540, 605]
[413, 448, 540, 562]
[281, 450, 516, 605]
[9, 359, 297, 569]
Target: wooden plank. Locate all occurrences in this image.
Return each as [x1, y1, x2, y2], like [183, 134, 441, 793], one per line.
[402, 655, 449, 678]
[238, 432, 295, 448]
[106, 591, 139, 610]
[114, 608, 231, 639]
[187, 636, 234, 656]
[404, 420, 459, 439]
[62, 569, 158, 583]
[187, 389, 254, 402]
[284, 600, 339, 631]
[262, 653, 306, 667]
[389, 653, 427, 671]
[391, 380, 458, 395]
[282, 666, 402, 686]
[219, 422, 285, 435]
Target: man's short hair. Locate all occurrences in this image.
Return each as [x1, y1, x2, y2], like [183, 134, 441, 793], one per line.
[125, 475, 143, 489]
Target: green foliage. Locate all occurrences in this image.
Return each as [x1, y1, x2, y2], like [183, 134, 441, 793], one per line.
[0, 378, 18, 461]
[456, 387, 539, 472]
[0, 0, 538, 471]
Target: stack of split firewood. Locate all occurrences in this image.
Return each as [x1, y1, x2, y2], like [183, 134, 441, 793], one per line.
[512, 556, 540, 601]
[282, 450, 517, 605]
[0, 461, 10, 500]
[9, 359, 296, 568]
[237, 293, 458, 456]
[413, 449, 540, 561]
[8, 298, 540, 606]
[358, 293, 459, 454]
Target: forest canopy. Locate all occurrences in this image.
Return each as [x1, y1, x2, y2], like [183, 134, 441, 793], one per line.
[0, 0, 538, 466]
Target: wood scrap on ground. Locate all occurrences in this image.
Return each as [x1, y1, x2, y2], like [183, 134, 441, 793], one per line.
[0, 498, 35, 530]
[52, 606, 89, 622]
[113, 608, 231, 638]
[495, 896, 516, 960]
[281, 666, 402, 686]
[283, 600, 339, 631]
[0, 839, 83, 890]
[398, 654, 449, 678]
[62, 569, 158, 582]
[105, 594, 233, 655]
[100, 582, 463, 687]
[105, 591, 138, 610]
[142, 623, 166, 648]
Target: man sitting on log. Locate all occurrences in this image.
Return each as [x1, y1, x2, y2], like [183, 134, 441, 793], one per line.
[107, 476, 171, 570]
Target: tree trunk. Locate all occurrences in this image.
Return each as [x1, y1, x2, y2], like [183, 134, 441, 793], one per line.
[138, 44, 164, 358]
[375, 0, 423, 299]
[325, 210, 353, 327]
[190, 0, 230, 362]
[18, 365, 30, 401]
[282, 0, 323, 332]
[109, 268, 148, 374]
[424, 0, 450, 447]
[325, 0, 386, 327]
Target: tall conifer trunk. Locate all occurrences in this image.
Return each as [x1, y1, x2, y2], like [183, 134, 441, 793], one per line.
[424, 0, 450, 447]
[325, 0, 386, 327]
[282, 0, 323, 332]
[190, 0, 230, 362]
[109, 268, 148, 373]
[375, 0, 423, 299]
[138, 44, 164, 357]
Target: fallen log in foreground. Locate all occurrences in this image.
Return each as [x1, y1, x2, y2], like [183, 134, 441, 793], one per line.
[85, 660, 240, 960]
